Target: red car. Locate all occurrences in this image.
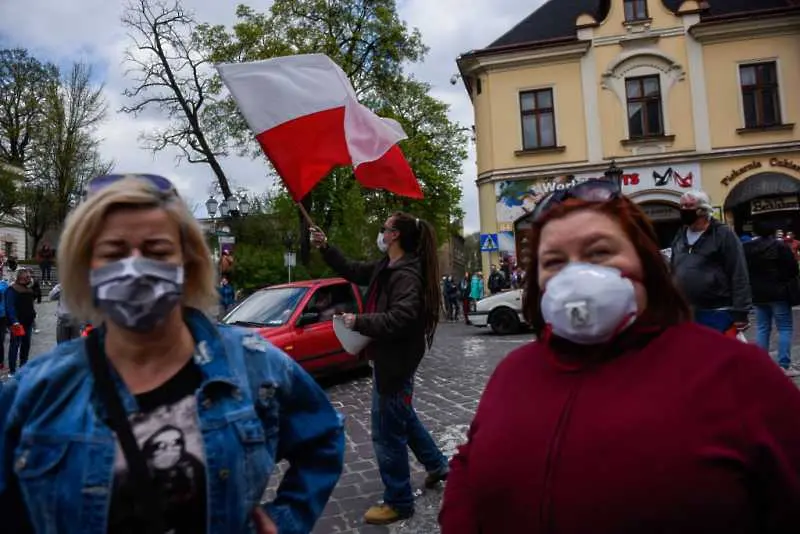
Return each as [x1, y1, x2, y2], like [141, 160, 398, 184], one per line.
[222, 277, 368, 375]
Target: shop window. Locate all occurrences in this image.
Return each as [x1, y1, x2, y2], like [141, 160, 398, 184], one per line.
[520, 89, 556, 150]
[624, 0, 649, 21]
[626, 75, 664, 138]
[740, 62, 781, 128]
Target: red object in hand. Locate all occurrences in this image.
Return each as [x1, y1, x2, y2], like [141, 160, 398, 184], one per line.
[10, 323, 25, 337]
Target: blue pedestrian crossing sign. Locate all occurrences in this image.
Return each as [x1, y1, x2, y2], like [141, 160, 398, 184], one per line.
[480, 233, 499, 252]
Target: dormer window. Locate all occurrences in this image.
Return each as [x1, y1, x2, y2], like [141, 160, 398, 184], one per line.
[624, 0, 649, 21]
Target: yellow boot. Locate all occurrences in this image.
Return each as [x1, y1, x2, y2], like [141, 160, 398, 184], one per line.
[363, 503, 412, 525]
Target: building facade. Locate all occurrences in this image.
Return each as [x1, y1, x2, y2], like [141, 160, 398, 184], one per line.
[0, 162, 27, 260]
[457, 0, 800, 272]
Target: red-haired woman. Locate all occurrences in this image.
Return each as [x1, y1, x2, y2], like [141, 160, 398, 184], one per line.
[439, 179, 800, 533]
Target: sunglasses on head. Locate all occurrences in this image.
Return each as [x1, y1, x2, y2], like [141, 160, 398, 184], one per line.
[531, 178, 621, 222]
[85, 174, 177, 198]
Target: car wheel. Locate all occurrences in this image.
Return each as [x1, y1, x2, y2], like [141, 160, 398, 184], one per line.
[489, 307, 520, 335]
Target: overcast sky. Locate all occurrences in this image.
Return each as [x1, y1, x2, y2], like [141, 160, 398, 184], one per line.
[0, 0, 541, 232]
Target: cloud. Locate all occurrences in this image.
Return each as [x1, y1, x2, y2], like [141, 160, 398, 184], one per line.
[0, 0, 543, 232]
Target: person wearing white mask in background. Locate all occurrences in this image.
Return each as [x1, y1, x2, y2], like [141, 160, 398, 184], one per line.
[310, 212, 449, 525]
[440, 179, 800, 533]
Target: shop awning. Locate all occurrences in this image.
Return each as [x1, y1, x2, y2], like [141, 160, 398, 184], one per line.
[723, 172, 800, 211]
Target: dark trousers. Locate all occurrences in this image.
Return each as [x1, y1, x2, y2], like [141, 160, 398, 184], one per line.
[371, 374, 448, 514]
[40, 263, 52, 282]
[462, 298, 471, 323]
[8, 321, 33, 373]
[56, 317, 80, 344]
[0, 317, 6, 368]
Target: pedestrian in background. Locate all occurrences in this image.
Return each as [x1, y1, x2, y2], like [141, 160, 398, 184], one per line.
[446, 276, 460, 321]
[440, 180, 800, 533]
[219, 248, 234, 279]
[311, 212, 450, 525]
[488, 264, 505, 295]
[469, 271, 484, 307]
[743, 220, 800, 377]
[4, 268, 35, 377]
[0, 278, 8, 372]
[218, 274, 236, 317]
[38, 243, 55, 283]
[5, 256, 18, 283]
[0, 174, 344, 534]
[784, 231, 800, 261]
[49, 282, 81, 344]
[460, 272, 472, 324]
[671, 190, 751, 333]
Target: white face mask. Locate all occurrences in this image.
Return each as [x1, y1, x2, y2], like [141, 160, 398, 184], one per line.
[376, 231, 389, 253]
[541, 263, 638, 345]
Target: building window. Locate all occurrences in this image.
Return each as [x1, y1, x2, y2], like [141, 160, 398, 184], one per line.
[520, 89, 556, 150]
[740, 62, 781, 128]
[626, 75, 664, 138]
[624, 0, 649, 21]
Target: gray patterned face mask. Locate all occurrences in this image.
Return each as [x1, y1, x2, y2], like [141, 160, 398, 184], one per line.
[90, 257, 184, 332]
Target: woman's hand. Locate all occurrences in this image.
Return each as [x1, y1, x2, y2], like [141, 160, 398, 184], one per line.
[253, 507, 278, 534]
[309, 226, 328, 249]
[342, 313, 357, 329]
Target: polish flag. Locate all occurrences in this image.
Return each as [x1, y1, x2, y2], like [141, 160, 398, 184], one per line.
[216, 54, 423, 201]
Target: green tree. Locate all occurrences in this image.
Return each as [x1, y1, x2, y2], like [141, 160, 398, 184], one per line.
[0, 48, 59, 169]
[463, 231, 481, 273]
[196, 0, 466, 261]
[0, 164, 22, 220]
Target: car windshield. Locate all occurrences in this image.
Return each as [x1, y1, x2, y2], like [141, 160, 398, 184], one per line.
[222, 287, 307, 327]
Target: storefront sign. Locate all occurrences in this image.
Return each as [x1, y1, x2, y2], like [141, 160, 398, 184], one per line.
[495, 163, 701, 223]
[640, 203, 680, 221]
[721, 161, 762, 187]
[750, 195, 800, 215]
[770, 157, 800, 174]
[721, 158, 800, 187]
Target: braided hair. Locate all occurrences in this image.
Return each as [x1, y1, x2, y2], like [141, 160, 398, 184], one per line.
[391, 212, 440, 348]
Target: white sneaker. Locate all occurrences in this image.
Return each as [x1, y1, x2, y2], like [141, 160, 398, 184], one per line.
[6, 373, 14, 379]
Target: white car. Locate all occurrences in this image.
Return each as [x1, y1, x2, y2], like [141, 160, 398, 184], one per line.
[468, 289, 527, 335]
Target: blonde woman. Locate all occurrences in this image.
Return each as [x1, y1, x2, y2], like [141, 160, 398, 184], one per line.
[0, 174, 344, 533]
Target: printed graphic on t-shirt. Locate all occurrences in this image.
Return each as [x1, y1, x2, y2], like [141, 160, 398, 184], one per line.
[109, 389, 207, 534]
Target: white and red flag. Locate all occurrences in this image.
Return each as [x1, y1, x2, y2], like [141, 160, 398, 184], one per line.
[216, 54, 423, 201]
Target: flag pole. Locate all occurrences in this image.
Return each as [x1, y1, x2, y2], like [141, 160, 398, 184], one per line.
[297, 201, 316, 228]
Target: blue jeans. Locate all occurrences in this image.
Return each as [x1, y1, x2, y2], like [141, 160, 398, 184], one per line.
[694, 309, 734, 333]
[371, 374, 448, 514]
[8, 324, 32, 373]
[755, 302, 794, 369]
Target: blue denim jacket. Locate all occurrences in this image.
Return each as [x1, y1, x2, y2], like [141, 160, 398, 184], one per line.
[0, 309, 345, 534]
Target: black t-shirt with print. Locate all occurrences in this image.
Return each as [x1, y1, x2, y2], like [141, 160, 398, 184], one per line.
[107, 359, 207, 534]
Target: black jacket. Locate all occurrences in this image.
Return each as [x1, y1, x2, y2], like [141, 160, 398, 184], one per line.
[322, 245, 426, 395]
[743, 237, 798, 305]
[671, 219, 752, 319]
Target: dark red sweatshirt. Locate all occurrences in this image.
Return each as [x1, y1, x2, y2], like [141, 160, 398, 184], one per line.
[439, 322, 800, 534]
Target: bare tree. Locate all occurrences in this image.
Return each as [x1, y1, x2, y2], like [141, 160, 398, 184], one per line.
[120, 0, 232, 198]
[34, 62, 112, 223]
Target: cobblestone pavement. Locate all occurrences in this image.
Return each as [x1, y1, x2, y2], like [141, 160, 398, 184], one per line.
[20, 301, 800, 533]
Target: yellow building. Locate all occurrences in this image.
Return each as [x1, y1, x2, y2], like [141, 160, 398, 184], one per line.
[457, 0, 800, 273]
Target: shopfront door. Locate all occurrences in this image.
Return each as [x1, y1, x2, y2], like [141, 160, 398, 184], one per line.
[640, 202, 682, 249]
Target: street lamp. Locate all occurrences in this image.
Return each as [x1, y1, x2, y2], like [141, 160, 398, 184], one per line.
[205, 196, 218, 218]
[605, 160, 624, 189]
[283, 232, 296, 282]
[239, 195, 251, 216]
